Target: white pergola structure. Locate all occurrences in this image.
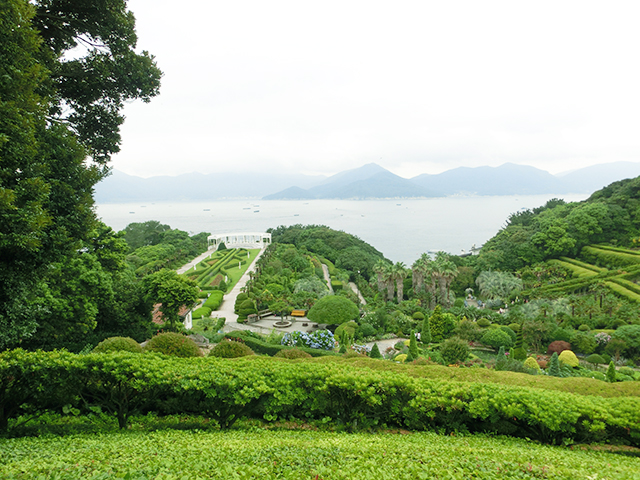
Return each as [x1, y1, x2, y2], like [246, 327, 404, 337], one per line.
[207, 232, 271, 250]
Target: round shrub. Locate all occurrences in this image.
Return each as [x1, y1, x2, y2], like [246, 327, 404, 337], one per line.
[508, 323, 521, 333]
[412, 312, 425, 321]
[359, 323, 377, 338]
[578, 324, 590, 332]
[558, 350, 579, 368]
[480, 328, 514, 351]
[274, 348, 312, 359]
[394, 353, 408, 363]
[585, 353, 606, 365]
[524, 356, 540, 371]
[547, 340, 571, 356]
[145, 333, 203, 357]
[499, 326, 517, 342]
[209, 340, 255, 358]
[335, 321, 358, 339]
[93, 337, 142, 354]
[477, 318, 491, 328]
[439, 336, 470, 364]
[237, 299, 257, 317]
[307, 295, 359, 325]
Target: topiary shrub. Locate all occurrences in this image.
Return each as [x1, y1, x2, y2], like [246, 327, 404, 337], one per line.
[335, 321, 358, 340]
[558, 350, 579, 368]
[524, 356, 540, 371]
[145, 332, 203, 357]
[499, 326, 517, 343]
[412, 312, 425, 321]
[578, 324, 591, 332]
[507, 323, 521, 333]
[237, 299, 257, 318]
[606, 361, 617, 382]
[369, 343, 382, 359]
[192, 306, 212, 319]
[585, 353, 606, 366]
[511, 347, 527, 361]
[359, 323, 376, 338]
[307, 295, 359, 325]
[209, 340, 254, 358]
[439, 336, 470, 364]
[480, 328, 514, 351]
[477, 318, 491, 328]
[618, 366, 635, 377]
[394, 354, 408, 363]
[547, 340, 571, 356]
[93, 337, 143, 354]
[274, 348, 312, 359]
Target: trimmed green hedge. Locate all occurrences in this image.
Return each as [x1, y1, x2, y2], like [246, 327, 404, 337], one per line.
[605, 281, 640, 303]
[582, 246, 640, 268]
[1, 349, 640, 445]
[558, 257, 606, 272]
[548, 259, 598, 278]
[203, 291, 224, 310]
[223, 332, 338, 358]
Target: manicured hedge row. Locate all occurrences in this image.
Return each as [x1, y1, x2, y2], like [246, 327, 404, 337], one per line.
[2, 350, 640, 446]
[592, 244, 640, 256]
[548, 259, 598, 278]
[608, 277, 640, 296]
[558, 257, 606, 272]
[605, 281, 640, 303]
[223, 332, 338, 358]
[582, 246, 640, 268]
[203, 290, 224, 310]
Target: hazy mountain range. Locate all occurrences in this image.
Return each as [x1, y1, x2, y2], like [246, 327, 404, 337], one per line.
[94, 161, 640, 202]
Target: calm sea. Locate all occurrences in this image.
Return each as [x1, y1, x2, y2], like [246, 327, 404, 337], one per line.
[96, 195, 587, 264]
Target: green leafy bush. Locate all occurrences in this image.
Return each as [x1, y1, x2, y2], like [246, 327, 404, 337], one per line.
[477, 318, 491, 328]
[369, 343, 382, 359]
[480, 328, 514, 351]
[585, 354, 606, 366]
[93, 337, 143, 354]
[145, 333, 203, 358]
[209, 340, 255, 358]
[274, 348, 312, 359]
[548, 352, 560, 377]
[307, 295, 359, 324]
[192, 306, 212, 318]
[439, 337, 469, 364]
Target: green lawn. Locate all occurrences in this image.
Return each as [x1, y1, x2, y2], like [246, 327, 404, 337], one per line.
[2, 424, 639, 479]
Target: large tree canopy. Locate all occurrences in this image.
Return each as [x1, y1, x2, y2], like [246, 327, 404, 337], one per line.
[0, 0, 161, 349]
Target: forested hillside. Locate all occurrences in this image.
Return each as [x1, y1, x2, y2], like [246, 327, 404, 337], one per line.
[477, 176, 640, 271]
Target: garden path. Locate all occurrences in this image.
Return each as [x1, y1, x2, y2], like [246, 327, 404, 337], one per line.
[176, 249, 217, 274]
[213, 249, 264, 324]
[321, 264, 333, 292]
[349, 281, 366, 305]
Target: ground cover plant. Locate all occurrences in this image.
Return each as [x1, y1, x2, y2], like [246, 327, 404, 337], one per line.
[2, 425, 640, 479]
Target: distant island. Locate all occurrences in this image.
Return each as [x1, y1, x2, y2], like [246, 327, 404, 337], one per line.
[95, 161, 640, 202]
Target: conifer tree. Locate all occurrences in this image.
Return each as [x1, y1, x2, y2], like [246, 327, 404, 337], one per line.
[409, 331, 419, 359]
[421, 316, 432, 344]
[370, 342, 382, 359]
[548, 352, 560, 377]
[606, 361, 617, 383]
[405, 350, 415, 363]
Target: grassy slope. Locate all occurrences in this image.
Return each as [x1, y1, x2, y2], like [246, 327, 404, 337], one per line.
[306, 356, 640, 398]
[2, 427, 639, 479]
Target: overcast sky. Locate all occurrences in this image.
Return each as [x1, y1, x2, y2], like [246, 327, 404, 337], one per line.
[112, 0, 640, 178]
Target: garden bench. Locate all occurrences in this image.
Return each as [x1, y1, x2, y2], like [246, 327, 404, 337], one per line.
[291, 310, 306, 317]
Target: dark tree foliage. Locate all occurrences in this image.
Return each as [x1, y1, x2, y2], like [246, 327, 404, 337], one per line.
[268, 225, 386, 279]
[0, 0, 161, 349]
[478, 178, 640, 271]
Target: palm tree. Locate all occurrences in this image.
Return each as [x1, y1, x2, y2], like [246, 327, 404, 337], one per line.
[392, 262, 408, 302]
[373, 260, 389, 294]
[434, 252, 458, 308]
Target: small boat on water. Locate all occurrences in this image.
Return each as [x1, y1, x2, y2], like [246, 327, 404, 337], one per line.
[129, 211, 135, 214]
[243, 207, 251, 210]
[254, 210, 260, 213]
[294, 214, 299, 216]
[203, 208, 210, 211]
